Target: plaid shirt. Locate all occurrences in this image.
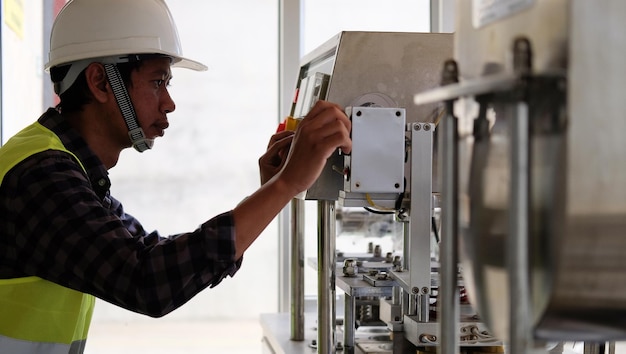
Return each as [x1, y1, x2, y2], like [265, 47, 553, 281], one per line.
[0, 108, 241, 317]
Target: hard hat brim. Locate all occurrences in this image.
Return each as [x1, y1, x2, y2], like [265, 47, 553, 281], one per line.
[174, 57, 208, 72]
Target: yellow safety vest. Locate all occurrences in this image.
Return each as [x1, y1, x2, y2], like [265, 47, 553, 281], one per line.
[0, 122, 96, 354]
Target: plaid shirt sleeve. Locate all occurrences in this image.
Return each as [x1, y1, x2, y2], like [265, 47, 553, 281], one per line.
[0, 150, 242, 317]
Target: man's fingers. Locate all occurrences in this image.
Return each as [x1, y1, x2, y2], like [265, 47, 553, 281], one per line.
[267, 130, 294, 150]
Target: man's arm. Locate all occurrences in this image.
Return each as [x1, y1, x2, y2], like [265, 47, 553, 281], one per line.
[232, 100, 352, 259]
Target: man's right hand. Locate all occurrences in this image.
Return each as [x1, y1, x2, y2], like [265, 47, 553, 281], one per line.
[274, 100, 352, 197]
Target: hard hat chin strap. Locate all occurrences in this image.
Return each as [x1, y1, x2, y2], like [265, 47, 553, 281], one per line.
[103, 63, 154, 152]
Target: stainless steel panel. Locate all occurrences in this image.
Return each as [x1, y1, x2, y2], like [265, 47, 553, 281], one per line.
[446, 0, 626, 344]
[537, 0, 626, 341]
[408, 123, 434, 307]
[455, 0, 568, 79]
[297, 31, 453, 201]
[328, 32, 453, 125]
[345, 107, 405, 194]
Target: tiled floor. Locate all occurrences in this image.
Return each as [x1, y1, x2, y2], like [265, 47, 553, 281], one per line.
[86, 318, 263, 354]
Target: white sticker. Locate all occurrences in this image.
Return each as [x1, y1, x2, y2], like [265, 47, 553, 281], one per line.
[472, 0, 534, 28]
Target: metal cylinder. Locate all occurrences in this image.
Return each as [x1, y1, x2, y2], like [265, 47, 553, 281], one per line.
[317, 200, 337, 354]
[439, 100, 459, 354]
[290, 199, 305, 341]
[408, 294, 418, 316]
[418, 293, 430, 323]
[344, 293, 355, 353]
[508, 102, 532, 353]
[392, 286, 401, 305]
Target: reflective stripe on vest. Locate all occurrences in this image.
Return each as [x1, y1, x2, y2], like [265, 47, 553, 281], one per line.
[0, 333, 86, 354]
[0, 122, 95, 353]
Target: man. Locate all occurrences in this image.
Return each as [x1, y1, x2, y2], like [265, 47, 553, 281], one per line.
[0, 0, 351, 353]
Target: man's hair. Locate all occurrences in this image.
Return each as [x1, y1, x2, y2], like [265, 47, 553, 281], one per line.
[50, 60, 143, 114]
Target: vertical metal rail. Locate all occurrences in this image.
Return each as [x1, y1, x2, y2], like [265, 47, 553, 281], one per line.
[583, 342, 604, 354]
[439, 99, 459, 354]
[439, 59, 460, 354]
[401, 217, 414, 332]
[344, 293, 355, 353]
[318, 200, 337, 353]
[509, 37, 532, 354]
[290, 199, 305, 341]
[409, 122, 435, 323]
[402, 221, 410, 275]
[508, 101, 532, 354]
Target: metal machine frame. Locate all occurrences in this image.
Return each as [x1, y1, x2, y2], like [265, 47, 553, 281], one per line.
[413, 1, 626, 354]
[262, 31, 503, 354]
[267, 2, 626, 354]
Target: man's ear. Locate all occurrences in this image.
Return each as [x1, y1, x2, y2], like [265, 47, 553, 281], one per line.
[84, 63, 109, 103]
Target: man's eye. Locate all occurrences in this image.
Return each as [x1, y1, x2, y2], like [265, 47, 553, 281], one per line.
[154, 79, 172, 88]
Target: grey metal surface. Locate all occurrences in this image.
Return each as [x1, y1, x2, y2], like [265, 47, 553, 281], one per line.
[344, 294, 356, 352]
[296, 31, 453, 201]
[291, 199, 305, 341]
[558, 6, 621, 338]
[454, 0, 568, 79]
[403, 315, 499, 347]
[344, 107, 406, 194]
[431, 0, 626, 345]
[327, 32, 453, 125]
[537, 1, 626, 340]
[407, 123, 435, 317]
[335, 275, 394, 298]
[317, 200, 337, 354]
[508, 102, 532, 353]
[439, 102, 459, 354]
[413, 72, 517, 106]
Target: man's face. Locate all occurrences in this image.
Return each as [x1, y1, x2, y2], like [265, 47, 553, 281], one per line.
[127, 57, 175, 141]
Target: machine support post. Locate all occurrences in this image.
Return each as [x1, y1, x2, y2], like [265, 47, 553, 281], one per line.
[508, 37, 533, 354]
[344, 293, 356, 353]
[318, 200, 337, 353]
[439, 59, 460, 354]
[583, 342, 606, 354]
[508, 100, 532, 354]
[290, 198, 305, 341]
[408, 122, 434, 324]
[439, 99, 459, 354]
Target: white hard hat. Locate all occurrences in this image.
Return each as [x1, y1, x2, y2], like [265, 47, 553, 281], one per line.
[45, 0, 207, 71]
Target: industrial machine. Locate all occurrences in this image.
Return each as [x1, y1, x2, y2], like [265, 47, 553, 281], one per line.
[412, 1, 626, 354]
[263, 2, 626, 353]
[261, 31, 505, 354]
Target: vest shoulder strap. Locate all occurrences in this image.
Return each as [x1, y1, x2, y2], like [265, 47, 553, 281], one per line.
[0, 122, 85, 185]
